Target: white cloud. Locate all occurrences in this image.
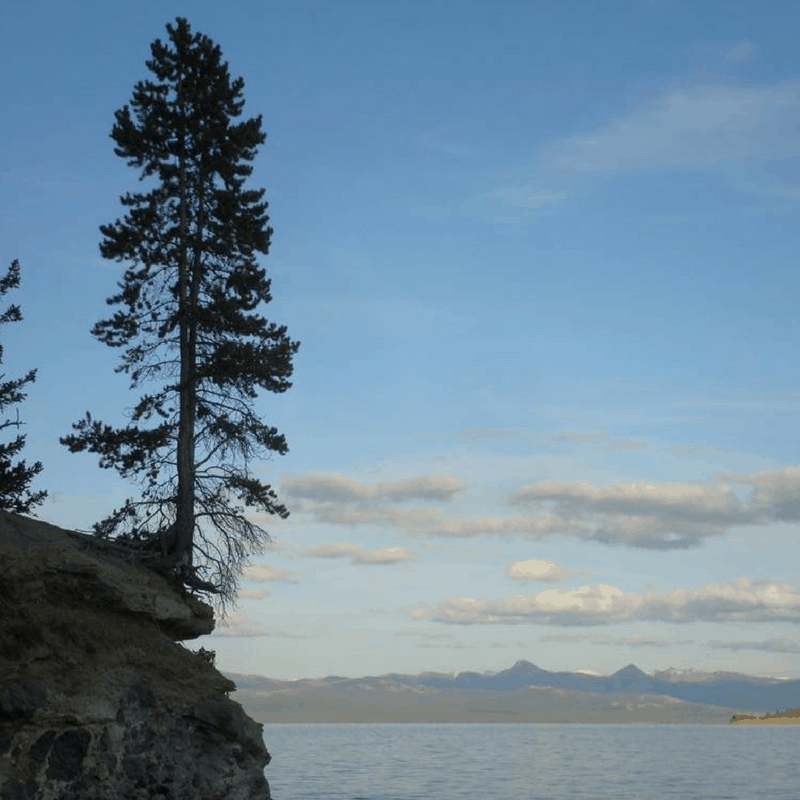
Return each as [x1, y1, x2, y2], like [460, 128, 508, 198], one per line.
[507, 559, 571, 582]
[282, 467, 799, 552]
[238, 588, 268, 600]
[411, 584, 639, 625]
[411, 577, 800, 626]
[594, 635, 675, 648]
[722, 466, 800, 521]
[726, 43, 755, 63]
[542, 80, 800, 172]
[282, 472, 464, 503]
[707, 637, 800, 654]
[305, 542, 363, 559]
[242, 565, 296, 583]
[454, 426, 525, 440]
[305, 541, 416, 565]
[508, 480, 755, 524]
[551, 430, 647, 452]
[500, 478, 763, 549]
[585, 514, 722, 549]
[295, 500, 441, 528]
[428, 512, 585, 540]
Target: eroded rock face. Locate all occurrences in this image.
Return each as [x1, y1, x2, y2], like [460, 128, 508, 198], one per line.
[0, 510, 271, 799]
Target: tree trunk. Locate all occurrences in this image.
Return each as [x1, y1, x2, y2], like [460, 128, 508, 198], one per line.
[172, 93, 196, 570]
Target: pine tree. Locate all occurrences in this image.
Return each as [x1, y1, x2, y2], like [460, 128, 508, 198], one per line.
[0, 259, 47, 515]
[60, 17, 299, 611]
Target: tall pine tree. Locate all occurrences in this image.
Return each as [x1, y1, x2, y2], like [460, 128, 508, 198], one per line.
[0, 259, 47, 515]
[60, 18, 299, 611]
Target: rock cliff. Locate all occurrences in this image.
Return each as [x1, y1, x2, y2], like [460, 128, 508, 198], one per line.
[0, 510, 271, 799]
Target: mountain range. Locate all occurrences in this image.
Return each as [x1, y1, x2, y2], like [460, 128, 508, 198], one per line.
[224, 660, 800, 724]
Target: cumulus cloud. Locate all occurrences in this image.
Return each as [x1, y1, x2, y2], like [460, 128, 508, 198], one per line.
[472, 481, 765, 550]
[585, 514, 722, 550]
[594, 635, 674, 648]
[542, 80, 800, 172]
[410, 577, 800, 626]
[237, 588, 268, 600]
[508, 480, 751, 523]
[722, 466, 800, 521]
[281, 467, 798, 552]
[412, 584, 640, 626]
[428, 512, 585, 540]
[283, 471, 462, 535]
[543, 633, 693, 647]
[507, 559, 571, 582]
[282, 472, 464, 503]
[295, 500, 440, 529]
[305, 541, 415, 565]
[454, 426, 525, 440]
[707, 637, 800, 654]
[500, 478, 763, 549]
[242, 565, 296, 584]
[551, 430, 646, 452]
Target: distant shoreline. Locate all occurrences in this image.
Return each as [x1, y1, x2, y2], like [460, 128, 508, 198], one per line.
[731, 710, 800, 724]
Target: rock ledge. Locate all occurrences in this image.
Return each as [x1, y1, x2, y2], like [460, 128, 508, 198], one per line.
[0, 510, 271, 799]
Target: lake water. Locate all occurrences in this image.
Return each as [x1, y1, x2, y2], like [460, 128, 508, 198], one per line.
[262, 723, 799, 800]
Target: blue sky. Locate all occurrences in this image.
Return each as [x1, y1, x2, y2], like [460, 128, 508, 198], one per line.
[2, 0, 800, 680]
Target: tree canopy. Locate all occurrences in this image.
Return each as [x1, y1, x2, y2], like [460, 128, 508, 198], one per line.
[0, 260, 47, 515]
[60, 17, 299, 613]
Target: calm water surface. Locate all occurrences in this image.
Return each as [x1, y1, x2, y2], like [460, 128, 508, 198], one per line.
[262, 723, 799, 800]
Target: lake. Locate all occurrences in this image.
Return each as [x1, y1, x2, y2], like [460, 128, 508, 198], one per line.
[261, 722, 799, 800]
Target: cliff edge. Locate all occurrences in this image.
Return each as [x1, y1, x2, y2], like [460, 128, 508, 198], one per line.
[0, 510, 271, 799]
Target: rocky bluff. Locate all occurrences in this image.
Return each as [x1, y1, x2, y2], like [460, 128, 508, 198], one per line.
[0, 510, 271, 799]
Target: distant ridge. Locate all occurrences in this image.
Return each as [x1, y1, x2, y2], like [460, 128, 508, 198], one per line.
[496, 659, 547, 677]
[611, 664, 650, 680]
[224, 659, 800, 718]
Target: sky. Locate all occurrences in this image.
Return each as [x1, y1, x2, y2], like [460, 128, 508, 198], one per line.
[2, 0, 800, 681]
